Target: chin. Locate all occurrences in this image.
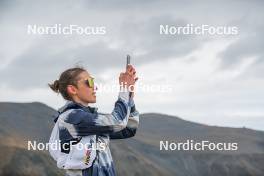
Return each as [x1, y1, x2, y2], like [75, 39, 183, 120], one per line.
[89, 99, 96, 103]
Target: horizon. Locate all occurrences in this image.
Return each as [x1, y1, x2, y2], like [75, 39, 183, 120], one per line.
[1, 100, 263, 132]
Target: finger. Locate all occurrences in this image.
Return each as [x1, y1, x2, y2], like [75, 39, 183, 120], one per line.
[126, 65, 135, 73]
[130, 66, 135, 73]
[126, 65, 133, 72]
[127, 67, 135, 76]
[119, 73, 125, 79]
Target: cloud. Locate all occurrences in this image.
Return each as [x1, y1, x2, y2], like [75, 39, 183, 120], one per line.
[0, 0, 264, 131]
[217, 4, 264, 71]
[117, 15, 205, 62]
[0, 40, 128, 89]
[0, 2, 210, 90]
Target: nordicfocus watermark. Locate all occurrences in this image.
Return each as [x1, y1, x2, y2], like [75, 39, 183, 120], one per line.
[160, 24, 238, 36]
[27, 24, 106, 35]
[160, 140, 238, 151]
[99, 82, 173, 94]
[28, 140, 106, 151]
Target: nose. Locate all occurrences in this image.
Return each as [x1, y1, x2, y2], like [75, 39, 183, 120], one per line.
[94, 86, 98, 91]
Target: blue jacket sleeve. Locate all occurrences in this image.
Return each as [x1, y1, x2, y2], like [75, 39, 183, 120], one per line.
[110, 99, 139, 139]
[59, 91, 131, 136]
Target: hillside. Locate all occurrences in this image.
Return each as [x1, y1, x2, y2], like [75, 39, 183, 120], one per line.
[0, 102, 263, 176]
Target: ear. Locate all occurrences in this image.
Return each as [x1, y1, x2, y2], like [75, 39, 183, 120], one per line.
[67, 85, 77, 97]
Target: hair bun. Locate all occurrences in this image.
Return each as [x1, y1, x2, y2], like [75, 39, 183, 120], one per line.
[49, 80, 60, 93]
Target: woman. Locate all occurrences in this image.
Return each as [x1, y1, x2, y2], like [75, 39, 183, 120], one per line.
[48, 65, 139, 176]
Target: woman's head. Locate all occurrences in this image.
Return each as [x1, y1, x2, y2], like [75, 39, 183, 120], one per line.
[49, 67, 96, 105]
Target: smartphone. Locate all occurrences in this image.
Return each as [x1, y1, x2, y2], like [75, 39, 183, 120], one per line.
[126, 54, 130, 67]
[126, 54, 132, 97]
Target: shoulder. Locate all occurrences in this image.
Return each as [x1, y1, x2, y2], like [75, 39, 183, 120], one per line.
[60, 108, 97, 125]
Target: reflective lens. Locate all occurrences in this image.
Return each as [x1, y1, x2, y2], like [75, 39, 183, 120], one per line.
[85, 78, 94, 88]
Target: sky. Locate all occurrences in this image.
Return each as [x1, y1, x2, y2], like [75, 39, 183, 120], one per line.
[0, 0, 263, 131]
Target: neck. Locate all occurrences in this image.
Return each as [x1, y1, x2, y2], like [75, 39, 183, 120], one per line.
[72, 97, 89, 107]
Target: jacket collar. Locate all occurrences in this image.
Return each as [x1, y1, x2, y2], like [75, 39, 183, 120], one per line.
[53, 101, 98, 123]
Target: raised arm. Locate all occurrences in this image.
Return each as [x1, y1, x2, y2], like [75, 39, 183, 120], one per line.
[58, 90, 131, 136]
[109, 98, 139, 139]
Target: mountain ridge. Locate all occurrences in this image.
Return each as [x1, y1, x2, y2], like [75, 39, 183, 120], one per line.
[0, 102, 263, 176]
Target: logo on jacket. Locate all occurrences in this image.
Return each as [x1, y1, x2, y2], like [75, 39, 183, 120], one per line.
[84, 149, 91, 165]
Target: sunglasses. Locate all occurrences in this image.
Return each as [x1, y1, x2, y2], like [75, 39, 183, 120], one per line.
[84, 78, 95, 88]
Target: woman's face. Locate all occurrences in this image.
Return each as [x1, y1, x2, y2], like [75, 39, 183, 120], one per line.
[73, 71, 96, 104]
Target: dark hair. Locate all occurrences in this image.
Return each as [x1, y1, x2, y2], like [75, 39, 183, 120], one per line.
[49, 67, 86, 100]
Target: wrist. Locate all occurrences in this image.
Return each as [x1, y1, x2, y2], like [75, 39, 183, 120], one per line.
[118, 88, 129, 103]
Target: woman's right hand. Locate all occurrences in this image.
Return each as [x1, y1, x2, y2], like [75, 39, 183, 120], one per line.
[119, 72, 135, 88]
[119, 65, 138, 91]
